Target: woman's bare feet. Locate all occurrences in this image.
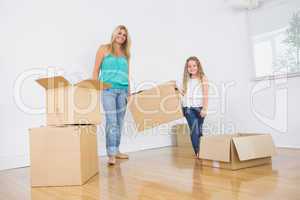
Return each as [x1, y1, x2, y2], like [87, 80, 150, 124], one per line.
[116, 152, 129, 159]
[108, 156, 116, 165]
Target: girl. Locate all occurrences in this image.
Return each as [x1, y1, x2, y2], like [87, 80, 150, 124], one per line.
[178, 56, 208, 158]
[92, 25, 131, 165]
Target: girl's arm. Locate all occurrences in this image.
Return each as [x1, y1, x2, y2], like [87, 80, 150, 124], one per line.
[92, 45, 106, 80]
[200, 76, 209, 117]
[175, 80, 184, 96]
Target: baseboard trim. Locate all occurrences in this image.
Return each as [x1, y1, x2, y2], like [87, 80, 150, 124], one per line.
[0, 155, 30, 171]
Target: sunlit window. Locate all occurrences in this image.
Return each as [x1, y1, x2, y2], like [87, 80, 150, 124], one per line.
[252, 11, 300, 78]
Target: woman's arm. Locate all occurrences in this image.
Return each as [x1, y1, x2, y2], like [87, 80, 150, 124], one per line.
[127, 58, 131, 96]
[92, 45, 106, 80]
[200, 76, 209, 117]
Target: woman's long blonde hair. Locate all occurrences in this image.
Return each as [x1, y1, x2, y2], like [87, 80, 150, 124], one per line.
[182, 56, 205, 94]
[106, 25, 131, 59]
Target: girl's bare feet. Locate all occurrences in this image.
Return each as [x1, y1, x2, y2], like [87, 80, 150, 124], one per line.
[108, 156, 116, 165]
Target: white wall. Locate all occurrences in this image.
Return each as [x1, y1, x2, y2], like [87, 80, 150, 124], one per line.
[1, 0, 298, 171]
[246, 0, 300, 148]
[0, 0, 181, 170]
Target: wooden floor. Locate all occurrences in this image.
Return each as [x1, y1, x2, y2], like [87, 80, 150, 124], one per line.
[0, 147, 300, 200]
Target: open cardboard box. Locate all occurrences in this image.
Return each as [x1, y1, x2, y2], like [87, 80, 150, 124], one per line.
[36, 76, 110, 125]
[29, 125, 98, 187]
[199, 133, 276, 170]
[128, 81, 183, 132]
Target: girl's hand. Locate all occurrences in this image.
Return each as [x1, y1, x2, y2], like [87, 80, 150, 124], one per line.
[200, 109, 207, 118]
[177, 88, 184, 96]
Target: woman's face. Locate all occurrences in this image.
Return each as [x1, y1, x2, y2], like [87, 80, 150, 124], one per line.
[114, 29, 127, 45]
[187, 60, 198, 76]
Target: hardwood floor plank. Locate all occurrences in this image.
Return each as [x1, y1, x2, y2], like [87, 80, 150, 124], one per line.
[0, 147, 299, 200]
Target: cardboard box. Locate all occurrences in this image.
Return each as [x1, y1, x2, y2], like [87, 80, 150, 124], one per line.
[29, 125, 99, 187]
[172, 124, 191, 147]
[172, 124, 194, 155]
[199, 133, 276, 170]
[36, 76, 110, 125]
[128, 81, 183, 132]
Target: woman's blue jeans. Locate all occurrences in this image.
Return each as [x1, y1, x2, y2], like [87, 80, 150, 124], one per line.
[102, 88, 128, 156]
[182, 107, 205, 155]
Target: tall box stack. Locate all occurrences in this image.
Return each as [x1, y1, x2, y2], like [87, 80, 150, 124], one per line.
[29, 76, 110, 187]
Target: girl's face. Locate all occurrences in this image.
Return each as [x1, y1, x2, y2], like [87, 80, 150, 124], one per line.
[187, 60, 198, 76]
[114, 29, 127, 45]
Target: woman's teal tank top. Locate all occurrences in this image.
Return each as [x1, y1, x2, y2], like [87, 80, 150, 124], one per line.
[99, 54, 129, 89]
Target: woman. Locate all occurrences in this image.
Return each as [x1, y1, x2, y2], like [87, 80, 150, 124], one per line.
[92, 25, 131, 165]
[177, 56, 208, 158]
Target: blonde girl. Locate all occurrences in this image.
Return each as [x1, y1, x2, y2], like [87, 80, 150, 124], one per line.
[178, 56, 208, 158]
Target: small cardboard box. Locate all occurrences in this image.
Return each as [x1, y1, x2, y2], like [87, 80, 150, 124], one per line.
[172, 124, 191, 147]
[172, 124, 194, 156]
[128, 81, 183, 132]
[199, 133, 276, 170]
[29, 125, 99, 187]
[36, 76, 110, 125]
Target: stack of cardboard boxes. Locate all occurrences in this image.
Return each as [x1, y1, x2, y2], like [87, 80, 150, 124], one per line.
[29, 76, 110, 187]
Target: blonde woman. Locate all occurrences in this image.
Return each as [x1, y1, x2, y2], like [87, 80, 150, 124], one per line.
[92, 25, 131, 165]
[177, 56, 208, 158]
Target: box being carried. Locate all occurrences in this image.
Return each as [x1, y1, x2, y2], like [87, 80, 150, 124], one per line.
[29, 125, 98, 187]
[36, 76, 110, 125]
[128, 81, 183, 132]
[199, 133, 276, 170]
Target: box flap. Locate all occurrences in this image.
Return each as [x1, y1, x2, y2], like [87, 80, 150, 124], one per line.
[199, 135, 233, 162]
[133, 81, 176, 96]
[232, 134, 276, 161]
[75, 79, 111, 90]
[36, 76, 70, 89]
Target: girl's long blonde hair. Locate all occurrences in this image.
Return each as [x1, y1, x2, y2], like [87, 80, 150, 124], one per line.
[105, 25, 131, 59]
[182, 56, 205, 94]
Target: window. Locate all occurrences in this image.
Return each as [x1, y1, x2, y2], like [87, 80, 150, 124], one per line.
[252, 27, 300, 78]
[251, 10, 300, 79]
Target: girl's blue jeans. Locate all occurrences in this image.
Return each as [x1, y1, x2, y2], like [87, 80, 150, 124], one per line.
[182, 106, 205, 155]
